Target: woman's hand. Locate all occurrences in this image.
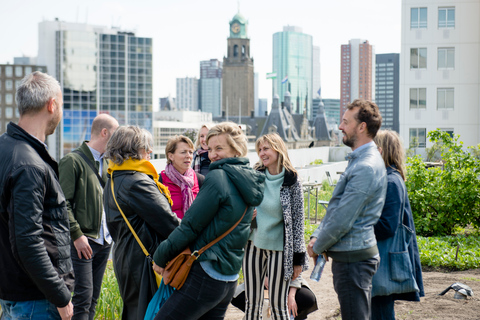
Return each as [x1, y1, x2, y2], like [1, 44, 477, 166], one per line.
[287, 287, 298, 318]
[292, 265, 302, 280]
[153, 262, 164, 276]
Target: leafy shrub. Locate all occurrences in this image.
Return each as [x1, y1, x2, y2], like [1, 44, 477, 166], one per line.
[309, 159, 323, 165]
[182, 128, 198, 143]
[406, 129, 480, 236]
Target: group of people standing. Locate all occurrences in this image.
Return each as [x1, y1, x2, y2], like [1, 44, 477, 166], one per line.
[0, 71, 423, 320]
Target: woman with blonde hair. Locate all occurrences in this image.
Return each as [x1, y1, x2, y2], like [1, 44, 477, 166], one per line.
[152, 122, 265, 319]
[244, 133, 308, 320]
[192, 124, 211, 175]
[161, 135, 202, 219]
[103, 126, 180, 319]
[371, 129, 424, 320]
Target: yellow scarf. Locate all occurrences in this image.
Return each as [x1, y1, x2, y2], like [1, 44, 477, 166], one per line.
[108, 158, 173, 206]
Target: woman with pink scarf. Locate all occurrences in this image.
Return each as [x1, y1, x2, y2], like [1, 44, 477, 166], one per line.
[161, 135, 203, 219]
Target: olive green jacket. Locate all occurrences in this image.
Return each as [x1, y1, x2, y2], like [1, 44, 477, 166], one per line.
[59, 142, 107, 241]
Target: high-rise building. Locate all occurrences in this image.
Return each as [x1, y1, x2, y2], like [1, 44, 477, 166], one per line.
[222, 11, 254, 118]
[0, 64, 47, 134]
[199, 59, 222, 117]
[258, 98, 268, 116]
[272, 26, 313, 117]
[254, 72, 259, 116]
[400, 0, 480, 148]
[340, 39, 375, 121]
[37, 20, 153, 159]
[323, 98, 341, 129]
[176, 77, 199, 111]
[312, 45, 321, 99]
[376, 53, 400, 132]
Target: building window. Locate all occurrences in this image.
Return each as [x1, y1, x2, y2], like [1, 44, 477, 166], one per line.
[15, 66, 23, 77]
[409, 128, 426, 148]
[411, 7, 427, 28]
[438, 7, 455, 28]
[5, 80, 13, 91]
[25, 66, 32, 74]
[410, 48, 427, 69]
[439, 128, 454, 138]
[438, 48, 454, 69]
[5, 66, 12, 77]
[437, 88, 454, 110]
[410, 88, 426, 109]
[5, 94, 13, 105]
[5, 107, 13, 119]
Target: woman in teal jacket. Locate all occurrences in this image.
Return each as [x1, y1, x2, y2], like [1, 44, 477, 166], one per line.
[153, 122, 265, 320]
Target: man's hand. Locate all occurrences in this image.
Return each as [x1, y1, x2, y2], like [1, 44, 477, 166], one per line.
[153, 262, 164, 276]
[74, 235, 92, 259]
[287, 287, 298, 318]
[307, 237, 317, 258]
[57, 301, 73, 320]
[292, 265, 302, 281]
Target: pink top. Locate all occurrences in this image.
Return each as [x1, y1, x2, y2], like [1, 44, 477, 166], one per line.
[161, 171, 199, 219]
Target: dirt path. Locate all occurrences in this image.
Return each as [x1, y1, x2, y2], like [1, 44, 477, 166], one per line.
[225, 258, 480, 320]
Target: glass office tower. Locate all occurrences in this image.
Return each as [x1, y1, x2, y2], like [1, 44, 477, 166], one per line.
[38, 21, 153, 158]
[272, 26, 313, 117]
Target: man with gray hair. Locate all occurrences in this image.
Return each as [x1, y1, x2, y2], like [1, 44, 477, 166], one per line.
[59, 113, 118, 320]
[0, 71, 74, 320]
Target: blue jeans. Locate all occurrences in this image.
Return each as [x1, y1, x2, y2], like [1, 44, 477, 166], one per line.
[332, 256, 379, 320]
[0, 299, 61, 320]
[71, 239, 111, 320]
[154, 262, 237, 320]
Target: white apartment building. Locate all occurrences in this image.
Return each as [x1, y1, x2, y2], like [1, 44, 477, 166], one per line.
[400, 0, 480, 148]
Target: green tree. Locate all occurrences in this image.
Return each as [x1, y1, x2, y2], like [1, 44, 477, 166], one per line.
[406, 129, 480, 236]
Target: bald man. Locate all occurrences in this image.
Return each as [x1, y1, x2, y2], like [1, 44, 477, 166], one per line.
[59, 114, 119, 320]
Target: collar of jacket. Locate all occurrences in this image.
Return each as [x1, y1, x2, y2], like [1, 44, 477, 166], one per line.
[257, 167, 297, 187]
[78, 141, 108, 180]
[7, 121, 59, 175]
[345, 142, 377, 161]
[209, 157, 250, 170]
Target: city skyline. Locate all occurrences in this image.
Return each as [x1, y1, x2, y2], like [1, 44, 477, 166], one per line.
[0, 0, 401, 110]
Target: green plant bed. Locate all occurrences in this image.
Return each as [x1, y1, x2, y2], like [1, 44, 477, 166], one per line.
[417, 234, 480, 271]
[95, 260, 123, 320]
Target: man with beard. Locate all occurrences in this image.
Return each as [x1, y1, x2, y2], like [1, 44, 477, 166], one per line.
[307, 99, 387, 320]
[0, 71, 74, 319]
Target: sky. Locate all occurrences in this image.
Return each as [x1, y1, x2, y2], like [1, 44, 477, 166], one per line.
[0, 0, 402, 110]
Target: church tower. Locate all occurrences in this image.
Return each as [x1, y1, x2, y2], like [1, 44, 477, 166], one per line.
[222, 11, 254, 118]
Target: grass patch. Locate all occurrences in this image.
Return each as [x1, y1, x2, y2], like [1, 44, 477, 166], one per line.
[95, 260, 123, 320]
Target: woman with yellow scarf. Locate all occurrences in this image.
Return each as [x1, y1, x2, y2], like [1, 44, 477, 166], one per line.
[104, 126, 180, 320]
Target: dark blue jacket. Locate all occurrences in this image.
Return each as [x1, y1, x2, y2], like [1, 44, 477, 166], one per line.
[374, 165, 425, 301]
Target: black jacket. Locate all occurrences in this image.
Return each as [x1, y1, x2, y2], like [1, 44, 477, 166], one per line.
[104, 169, 180, 320]
[0, 122, 74, 307]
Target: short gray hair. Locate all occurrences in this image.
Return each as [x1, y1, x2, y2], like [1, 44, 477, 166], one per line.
[105, 126, 153, 165]
[15, 71, 61, 116]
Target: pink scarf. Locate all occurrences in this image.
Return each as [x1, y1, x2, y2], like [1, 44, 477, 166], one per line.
[165, 163, 195, 215]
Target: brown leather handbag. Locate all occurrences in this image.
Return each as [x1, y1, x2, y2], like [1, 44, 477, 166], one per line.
[163, 206, 248, 290]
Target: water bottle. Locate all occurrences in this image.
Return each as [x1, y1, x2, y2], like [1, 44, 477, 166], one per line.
[310, 255, 326, 282]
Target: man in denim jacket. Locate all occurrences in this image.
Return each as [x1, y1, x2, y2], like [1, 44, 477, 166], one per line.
[308, 99, 387, 320]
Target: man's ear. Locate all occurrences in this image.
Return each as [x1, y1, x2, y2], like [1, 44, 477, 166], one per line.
[358, 121, 367, 133]
[46, 98, 56, 114]
[101, 128, 108, 137]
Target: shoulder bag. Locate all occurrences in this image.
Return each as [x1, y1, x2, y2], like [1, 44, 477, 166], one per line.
[110, 177, 161, 287]
[163, 206, 248, 290]
[372, 180, 419, 297]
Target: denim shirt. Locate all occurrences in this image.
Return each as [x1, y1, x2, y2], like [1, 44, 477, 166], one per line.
[312, 142, 387, 256]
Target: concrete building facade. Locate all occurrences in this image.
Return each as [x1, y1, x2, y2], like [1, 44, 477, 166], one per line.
[176, 77, 199, 111]
[400, 0, 480, 148]
[199, 59, 222, 117]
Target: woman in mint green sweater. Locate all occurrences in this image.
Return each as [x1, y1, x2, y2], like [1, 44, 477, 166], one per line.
[244, 133, 308, 320]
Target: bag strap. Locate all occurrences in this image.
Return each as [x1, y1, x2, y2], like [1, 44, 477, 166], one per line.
[72, 150, 105, 189]
[110, 175, 153, 261]
[192, 206, 248, 258]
